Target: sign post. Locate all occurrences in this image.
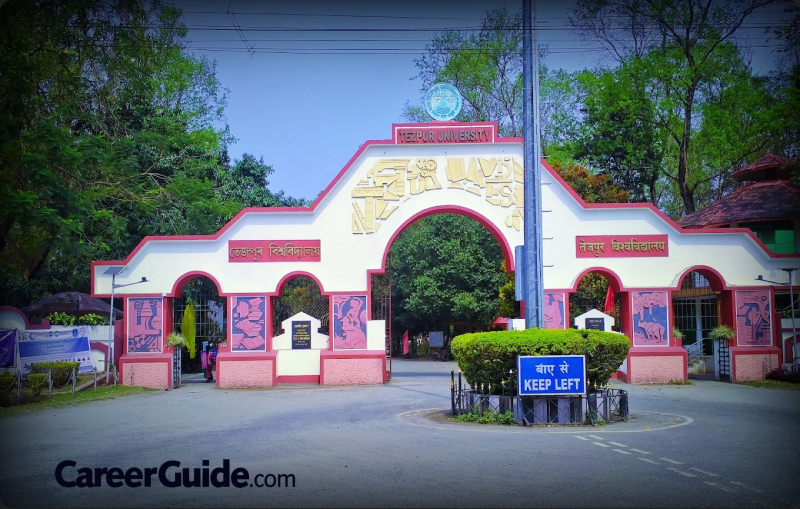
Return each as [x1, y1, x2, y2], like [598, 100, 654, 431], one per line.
[517, 355, 587, 396]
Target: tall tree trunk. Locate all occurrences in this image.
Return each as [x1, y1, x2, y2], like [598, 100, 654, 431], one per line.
[678, 86, 697, 215]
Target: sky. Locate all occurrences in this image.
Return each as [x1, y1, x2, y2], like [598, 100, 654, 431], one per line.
[175, 0, 796, 203]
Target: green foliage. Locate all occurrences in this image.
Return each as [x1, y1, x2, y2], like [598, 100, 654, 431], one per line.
[45, 312, 76, 326]
[45, 312, 109, 326]
[668, 379, 693, 385]
[25, 373, 49, 397]
[165, 332, 186, 347]
[0, 0, 306, 309]
[29, 361, 79, 386]
[550, 161, 631, 204]
[585, 409, 606, 425]
[451, 328, 631, 391]
[709, 325, 734, 341]
[672, 329, 685, 341]
[389, 214, 505, 336]
[405, 8, 524, 137]
[80, 314, 110, 326]
[454, 407, 516, 425]
[497, 261, 519, 318]
[0, 372, 16, 391]
[569, 0, 793, 216]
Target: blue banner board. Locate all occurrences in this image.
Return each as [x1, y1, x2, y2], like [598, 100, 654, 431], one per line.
[517, 355, 586, 396]
[19, 327, 95, 375]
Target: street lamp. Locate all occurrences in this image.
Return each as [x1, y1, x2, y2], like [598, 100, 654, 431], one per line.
[756, 268, 797, 372]
[103, 266, 149, 384]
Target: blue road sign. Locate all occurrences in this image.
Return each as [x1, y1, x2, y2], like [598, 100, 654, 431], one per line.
[517, 355, 586, 396]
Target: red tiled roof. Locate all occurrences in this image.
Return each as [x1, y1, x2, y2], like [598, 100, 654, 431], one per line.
[677, 180, 800, 228]
[732, 154, 794, 180]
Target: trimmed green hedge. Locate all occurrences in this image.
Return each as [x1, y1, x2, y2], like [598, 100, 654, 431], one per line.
[451, 328, 631, 392]
[26, 373, 49, 396]
[30, 361, 80, 386]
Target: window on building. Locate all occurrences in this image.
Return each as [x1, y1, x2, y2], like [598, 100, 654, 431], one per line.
[740, 221, 796, 254]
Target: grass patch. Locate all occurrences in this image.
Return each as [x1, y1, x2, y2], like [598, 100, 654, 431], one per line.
[668, 379, 694, 385]
[0, 385, 156, 417]
[738, 380, 800, 390]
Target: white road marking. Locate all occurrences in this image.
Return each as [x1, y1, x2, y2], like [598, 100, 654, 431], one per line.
[730, 481, 763, 493]
[704, 482, 734, 492]
[592, 442, 610, 447]
[660, 457, 683, 465]
[574, 436, 590, 440]
[689, 467, 720, 477]
[608, 441, 627, 447]
[636, 457, 660, 464]
[629, 448, 652, 455]
[611, 448, 631, 455]
[667, 467, 695, 477]
[587, 435, 605, 440]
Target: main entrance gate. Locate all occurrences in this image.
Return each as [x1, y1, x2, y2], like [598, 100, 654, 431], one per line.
[90, 121, 792, 389]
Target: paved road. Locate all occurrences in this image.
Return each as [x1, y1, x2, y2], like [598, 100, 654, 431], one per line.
[1, 358, 799, 508]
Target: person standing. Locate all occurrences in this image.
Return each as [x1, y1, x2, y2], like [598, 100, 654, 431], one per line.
[204, 344, 213, 382]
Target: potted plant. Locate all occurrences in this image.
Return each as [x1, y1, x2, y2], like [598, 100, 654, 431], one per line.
[709, 325, 734, 342]
[165, 332, 186, 348]
[672, 328, 684, 342]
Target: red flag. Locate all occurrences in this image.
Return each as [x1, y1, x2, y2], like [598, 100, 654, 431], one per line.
[402, 330, 409, 355]
[604, 285, 615, 314]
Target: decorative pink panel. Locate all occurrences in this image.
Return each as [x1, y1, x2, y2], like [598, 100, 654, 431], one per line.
[544, 292, 566, 329]
[735, 290, 772, 346]
[332, 295, 368, 349]
[127, 297, 163, 353]
[231, 296, 267, 351]
[631, 291, 669, 346]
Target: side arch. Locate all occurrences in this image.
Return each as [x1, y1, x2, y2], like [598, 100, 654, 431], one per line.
[169, 271, 225, 298]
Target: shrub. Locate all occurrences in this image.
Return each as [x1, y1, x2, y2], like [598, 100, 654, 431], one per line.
[765, 368, 800, 384]
[46, 312, 76, 326]
[46, 312, 109, 325]
[451, 328, 631, 392]
[454, 408, 516, 425]
[0, 372, 16, 390]
[29, 361, 80, 386]
[81, 313, 110, 325]
[26, 373, 49, 396]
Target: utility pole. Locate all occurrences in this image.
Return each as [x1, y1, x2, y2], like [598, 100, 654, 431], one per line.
[522, 0, 544, 328]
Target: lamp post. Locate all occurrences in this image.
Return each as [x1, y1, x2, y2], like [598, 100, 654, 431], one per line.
[103, 266, 149, 384]
[756, 268, 798, 372]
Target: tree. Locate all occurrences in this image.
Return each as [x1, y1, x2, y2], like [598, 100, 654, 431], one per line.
[388, 214, 505, 336]
[569, 0, 787, 215]
[550, 160, 631, 204]
[0, 0, 301, 308]
[573, 67, 665, 205]
[214, 153, 310, 208]
[406, 7, 548, 138]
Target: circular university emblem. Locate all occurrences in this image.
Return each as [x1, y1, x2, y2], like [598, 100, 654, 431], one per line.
[424, 83, 463, 121]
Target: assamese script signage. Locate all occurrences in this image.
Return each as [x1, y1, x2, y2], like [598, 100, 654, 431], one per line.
[576, 235, 668, 258]
[517, 355, 586, 396]
[228, 240, 321, 262]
